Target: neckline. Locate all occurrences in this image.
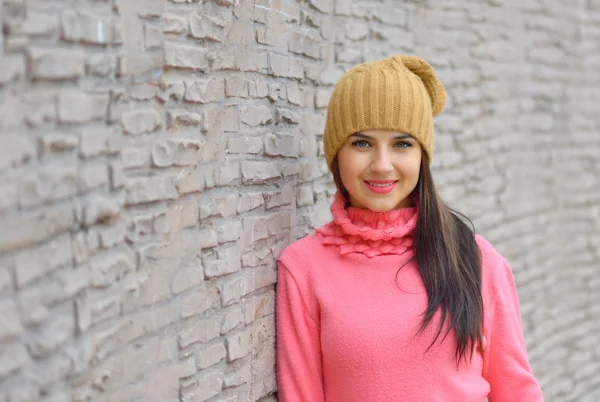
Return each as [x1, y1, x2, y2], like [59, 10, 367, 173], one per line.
[316, 192, 418, 257]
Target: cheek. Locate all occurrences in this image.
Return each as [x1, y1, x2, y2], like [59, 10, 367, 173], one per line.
[337, 149, 365, 184]
[339, 162, 361, 188]
[396, 156, 421, 180]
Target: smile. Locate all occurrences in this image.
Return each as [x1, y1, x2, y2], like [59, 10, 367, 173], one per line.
[364, 180, 398, 194]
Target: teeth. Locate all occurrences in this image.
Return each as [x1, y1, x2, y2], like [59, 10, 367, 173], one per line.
[367, 182, 394, 187]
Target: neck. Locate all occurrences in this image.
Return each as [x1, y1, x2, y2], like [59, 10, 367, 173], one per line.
[316, 192, 419, 257]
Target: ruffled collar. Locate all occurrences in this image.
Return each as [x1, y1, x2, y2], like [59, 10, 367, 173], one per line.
[316, 192, 418, 258]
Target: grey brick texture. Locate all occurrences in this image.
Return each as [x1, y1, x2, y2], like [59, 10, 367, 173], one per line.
[1, 0, 599, 401]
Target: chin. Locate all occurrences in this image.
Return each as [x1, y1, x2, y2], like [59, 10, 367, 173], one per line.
[362, 199, 403, 212]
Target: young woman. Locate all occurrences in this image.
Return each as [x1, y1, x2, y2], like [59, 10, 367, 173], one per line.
[276, 55, 544, 401]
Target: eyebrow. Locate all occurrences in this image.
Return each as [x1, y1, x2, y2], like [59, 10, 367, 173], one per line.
[351, 132, 413, 140]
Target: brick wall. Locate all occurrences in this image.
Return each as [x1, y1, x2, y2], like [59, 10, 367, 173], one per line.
[1, 0, 599, 401]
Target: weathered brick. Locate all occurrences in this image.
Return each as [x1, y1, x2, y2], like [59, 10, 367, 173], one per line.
[58, 90, 109, 124]
[40, 133, 78, 153]
[218, 274, 249, 307]
[121, 147, 150, 169]
[256, 27, 287, 49]
[309, 0, 331, 13]
[175, 165, 210, 195]
[214, 163, 240, 186]
[315, 88, 332, 108]
[216, 220, 243, 244]
[18, 165, 77, 207]
[171, 265, 205, 294]
[0, 133, 36, 172]
[118, 53, 163, 76]
[268, 53, 304, 79]
[208, 49, 236, 70]
[29, 48, 85, 80]
[158, 78, 185, 102]
[242, 247, 271, 268]
[184, 78, 225, 103]
[242, 290, 276, 324]
[167, 108, 203, 128]
[82, 194, 121, 226]
[227, 136, 263, 155]
[197, 342, 227, 370]
[226, 327, 252, 361]
[0, 201, 76, 254]
[97, 222, 127, 249]
[79, 163, 109, 192]
[265, 133, 300, 157]
[126, 175, 178, 205]
[144, 24, 163, 50]
[224, 366, 251, 389]
[225, 75, 249, 98]
[220, 304, 244, 335]
[0, 341, 29, 379]
[0, 180, 17, 215]
[179, 316, 220, 348]
[152, 138, 201, 167]
[203, 247, 241, 278]
[180, 288, 217, 319]
[296, 186, 315, 207]
[20, 11, 58, 36]
[264, 184, 294, 209]
[0, 55, 26, 85]
[240, 104, 273, 127]
[190, 14, 231, 42]
[237, 192, 264, 213]
[241, 161, 281, 184]
[164, 15, 187, 34]
[249, 78, 269, 98]
[200, 192, 239, 220]
[199, 229, 219, 250]
[12, 233, 72, 287]
[78, 126, 117, 158]
[27, 311, 75, 358]
[90, 251, 133, 288]
[288, 32, 321, 59]
[61, 10, 120, 44]
[165, 43, 209, 71]
[276, 108, 301, 125]
[153, 201, 198, 234]
[121, 108, 162, 135]
[86, 53, 116, 77]
[0, 299, 22, 343]
[197, 369, 224, 401]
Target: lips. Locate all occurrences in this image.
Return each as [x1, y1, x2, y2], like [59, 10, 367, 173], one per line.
[364, 180, 398, 194]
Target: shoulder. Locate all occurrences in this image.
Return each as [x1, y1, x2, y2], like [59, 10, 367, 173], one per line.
[475, 234, 507, 267]
[475, 234, 513, 295]
[277, 233, 325, 273]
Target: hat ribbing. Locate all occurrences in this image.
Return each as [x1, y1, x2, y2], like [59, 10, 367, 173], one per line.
[323, 55, 446, 170]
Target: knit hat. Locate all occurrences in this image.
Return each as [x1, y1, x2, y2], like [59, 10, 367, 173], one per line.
[323, 55, 446, 170]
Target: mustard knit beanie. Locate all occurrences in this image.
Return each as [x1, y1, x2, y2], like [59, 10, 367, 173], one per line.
[323, 54, 446, 170]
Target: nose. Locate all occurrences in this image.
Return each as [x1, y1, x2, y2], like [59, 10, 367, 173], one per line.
[371, 149, 394, 174]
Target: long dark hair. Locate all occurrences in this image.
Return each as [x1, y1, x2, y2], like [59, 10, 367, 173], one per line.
[331, 151, 484, 364]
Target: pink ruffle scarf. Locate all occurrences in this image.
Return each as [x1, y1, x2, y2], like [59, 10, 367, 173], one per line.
[316, 192, 418, 258]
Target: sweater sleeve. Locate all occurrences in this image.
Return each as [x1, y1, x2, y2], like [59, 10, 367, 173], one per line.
[276, 261, 325, 402]
[483, 258, 544, 402]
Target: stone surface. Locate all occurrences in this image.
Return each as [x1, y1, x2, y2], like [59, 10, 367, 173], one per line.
[0, 0, 598, 401]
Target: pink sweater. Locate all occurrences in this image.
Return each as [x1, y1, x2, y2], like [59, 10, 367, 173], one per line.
[276, 193, 544, 401]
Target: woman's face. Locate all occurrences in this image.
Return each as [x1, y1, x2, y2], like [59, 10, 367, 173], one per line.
[336, 129, 422, 212]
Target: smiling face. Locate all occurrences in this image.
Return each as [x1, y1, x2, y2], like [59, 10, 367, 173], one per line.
[335, 129, 422, 212]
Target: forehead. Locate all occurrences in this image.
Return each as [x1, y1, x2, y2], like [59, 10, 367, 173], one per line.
[353, 129, 414, 139]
